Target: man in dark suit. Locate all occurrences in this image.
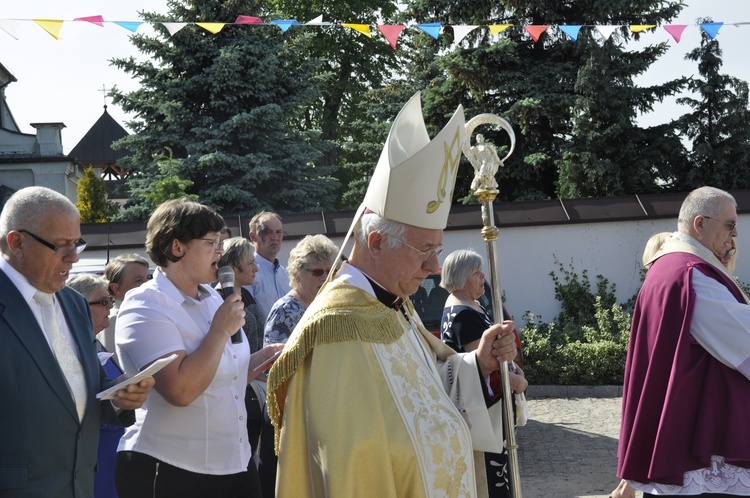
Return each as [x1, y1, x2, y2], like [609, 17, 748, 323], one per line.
[0, 186, 154, 498]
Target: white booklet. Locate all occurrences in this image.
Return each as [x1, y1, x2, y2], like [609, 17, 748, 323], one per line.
[96, 353, 178, 400]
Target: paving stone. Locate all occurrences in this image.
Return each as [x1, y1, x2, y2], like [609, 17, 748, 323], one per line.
[513, 397, 643, 498]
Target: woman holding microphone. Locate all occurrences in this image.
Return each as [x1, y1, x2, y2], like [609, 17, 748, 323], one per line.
[114, 198, 281, 498]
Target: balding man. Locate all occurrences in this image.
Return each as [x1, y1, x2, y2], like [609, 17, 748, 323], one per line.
[247, 211, 290, 319]
[619, 186, 750, 496]
[0, 186, 153, 498]
[268, 93, 517, 497]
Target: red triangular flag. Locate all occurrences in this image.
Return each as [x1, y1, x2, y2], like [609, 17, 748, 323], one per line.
[378, 24, 406, 49]
[524, 25, 549, 43]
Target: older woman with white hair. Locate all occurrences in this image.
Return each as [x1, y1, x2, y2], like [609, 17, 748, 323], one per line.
[440, 248, 527, 498]
[263, 234, 338, 345]
[67, 273, 120, 498]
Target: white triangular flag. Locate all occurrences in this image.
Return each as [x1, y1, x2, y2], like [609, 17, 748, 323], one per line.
[453, 25, 479, 45]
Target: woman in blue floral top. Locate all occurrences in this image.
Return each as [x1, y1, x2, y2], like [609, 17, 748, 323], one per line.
[263, 234, 338, 344]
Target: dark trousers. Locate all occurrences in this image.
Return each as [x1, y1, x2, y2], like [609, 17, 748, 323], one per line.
[115, 451, 261, 498]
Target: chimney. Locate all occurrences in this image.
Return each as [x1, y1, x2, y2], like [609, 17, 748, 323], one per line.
[31, 122, 66, 156]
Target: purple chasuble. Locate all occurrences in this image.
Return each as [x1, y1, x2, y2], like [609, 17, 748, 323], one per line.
[618, 251, 750, 485]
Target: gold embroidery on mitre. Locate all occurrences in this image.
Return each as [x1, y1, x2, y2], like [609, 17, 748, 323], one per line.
[427, 127, 462, 214]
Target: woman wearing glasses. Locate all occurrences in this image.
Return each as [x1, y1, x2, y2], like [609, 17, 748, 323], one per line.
[66, 273, 119, 498]
[113, 198, 281, 498]
[264, 234, 338, 345]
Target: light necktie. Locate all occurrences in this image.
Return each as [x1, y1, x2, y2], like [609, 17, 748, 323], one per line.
[34, 291, 87, 421]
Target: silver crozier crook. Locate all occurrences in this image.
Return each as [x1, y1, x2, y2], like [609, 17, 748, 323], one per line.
[462, 113, 521, 498]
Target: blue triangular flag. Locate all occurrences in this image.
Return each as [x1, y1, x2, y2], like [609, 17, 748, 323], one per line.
[271, 19, 299, 32]
[559, 25, 583, 42]
[114, 21, 143, 33]
[699, 22, 723, 39]
[416, 22, 442, 40]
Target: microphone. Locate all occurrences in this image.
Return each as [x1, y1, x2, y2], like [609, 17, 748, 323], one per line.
[217, 266, 243, 344]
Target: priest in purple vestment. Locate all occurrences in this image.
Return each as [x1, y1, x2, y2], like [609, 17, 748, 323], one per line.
[618, 186, 750, 497]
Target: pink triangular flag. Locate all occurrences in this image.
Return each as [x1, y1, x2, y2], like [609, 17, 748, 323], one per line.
[73, 15, 105, 27]
[524, 25, 549, 43]
[453, 25, 479, 45]
[235, 15, 263, 25]
[663, 24, 688, 43]
[377, 24, 406, 50]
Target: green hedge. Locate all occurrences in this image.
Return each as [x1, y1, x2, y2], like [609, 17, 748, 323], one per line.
[520, 259, 631, 385]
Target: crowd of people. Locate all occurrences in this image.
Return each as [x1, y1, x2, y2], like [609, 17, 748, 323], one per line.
[3, 90, 747, 498]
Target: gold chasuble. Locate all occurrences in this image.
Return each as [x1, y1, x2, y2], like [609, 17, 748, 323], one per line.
[268, 265, 505, 498]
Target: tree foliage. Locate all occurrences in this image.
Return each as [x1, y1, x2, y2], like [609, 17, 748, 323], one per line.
[265, 0, 403, 209]
[396, 0, 688, 201]
[110, 0, 338, 218]
[668, 18, 750, 190]
[76, 167, 116, 223]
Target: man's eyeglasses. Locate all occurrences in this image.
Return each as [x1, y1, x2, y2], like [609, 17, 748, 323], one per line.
[703, 216, 737, 231]
[198, 237, 222, 249]
[19, 229, 87, 256]
[391, 236, 444, 260]
[88, 296, 115, 307]
[306, 267, 332, 277]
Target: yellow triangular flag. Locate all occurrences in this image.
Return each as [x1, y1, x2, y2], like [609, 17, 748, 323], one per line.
[196, 22, 226, 34]
[630, 24, 656, 33]
[489, 24, 513, 36]
[342, 23, 372, 38]
[33, 19, 64, 40]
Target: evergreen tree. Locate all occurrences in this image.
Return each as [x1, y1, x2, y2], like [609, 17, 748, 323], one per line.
[110, 0, 338, 219]
[265, 0, 402, 208]
[76, 167, 115, 223]
[670, 18, 750, 190]
[401, 0, 687, 201]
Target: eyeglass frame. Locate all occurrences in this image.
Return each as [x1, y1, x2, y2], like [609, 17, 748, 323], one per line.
[18, 229, 87, 256]
[390, 236, 444, 261]
[198, 236, 222, 249]
[88, 296, 115, 307]
[702, 216, 737, 232]
[305, 267, 332, 277]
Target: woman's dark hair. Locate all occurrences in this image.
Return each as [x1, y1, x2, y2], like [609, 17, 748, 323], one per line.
[146, 198, 225, 267]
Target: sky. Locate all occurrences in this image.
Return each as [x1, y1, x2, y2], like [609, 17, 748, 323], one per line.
[0, 0, 748, 155]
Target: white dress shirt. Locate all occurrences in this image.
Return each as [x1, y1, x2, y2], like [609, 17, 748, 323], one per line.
[0, 259, 82, 359]
[115, 269, 251, 475]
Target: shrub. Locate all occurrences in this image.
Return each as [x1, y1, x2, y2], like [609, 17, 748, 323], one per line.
[521, 260, 631, 385]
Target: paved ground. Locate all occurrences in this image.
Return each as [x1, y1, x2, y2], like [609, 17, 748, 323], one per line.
[516, 396, 643, 498]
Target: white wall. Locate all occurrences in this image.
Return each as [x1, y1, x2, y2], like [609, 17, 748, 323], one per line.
[76, 214, 750, 325]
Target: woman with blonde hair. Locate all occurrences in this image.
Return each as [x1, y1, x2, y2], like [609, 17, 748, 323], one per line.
[264, 234, 338, 344]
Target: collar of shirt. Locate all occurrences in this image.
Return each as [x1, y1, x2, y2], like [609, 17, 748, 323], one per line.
[152, 268, 217, 305]
[255, 253, 281, 271]
[336, 263, 404, 310]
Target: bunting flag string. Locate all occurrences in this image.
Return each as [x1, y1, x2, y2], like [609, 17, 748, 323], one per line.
[2, 15, 747, 49]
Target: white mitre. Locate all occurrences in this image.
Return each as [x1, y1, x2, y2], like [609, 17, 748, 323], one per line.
[363, 91, 465, 230]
